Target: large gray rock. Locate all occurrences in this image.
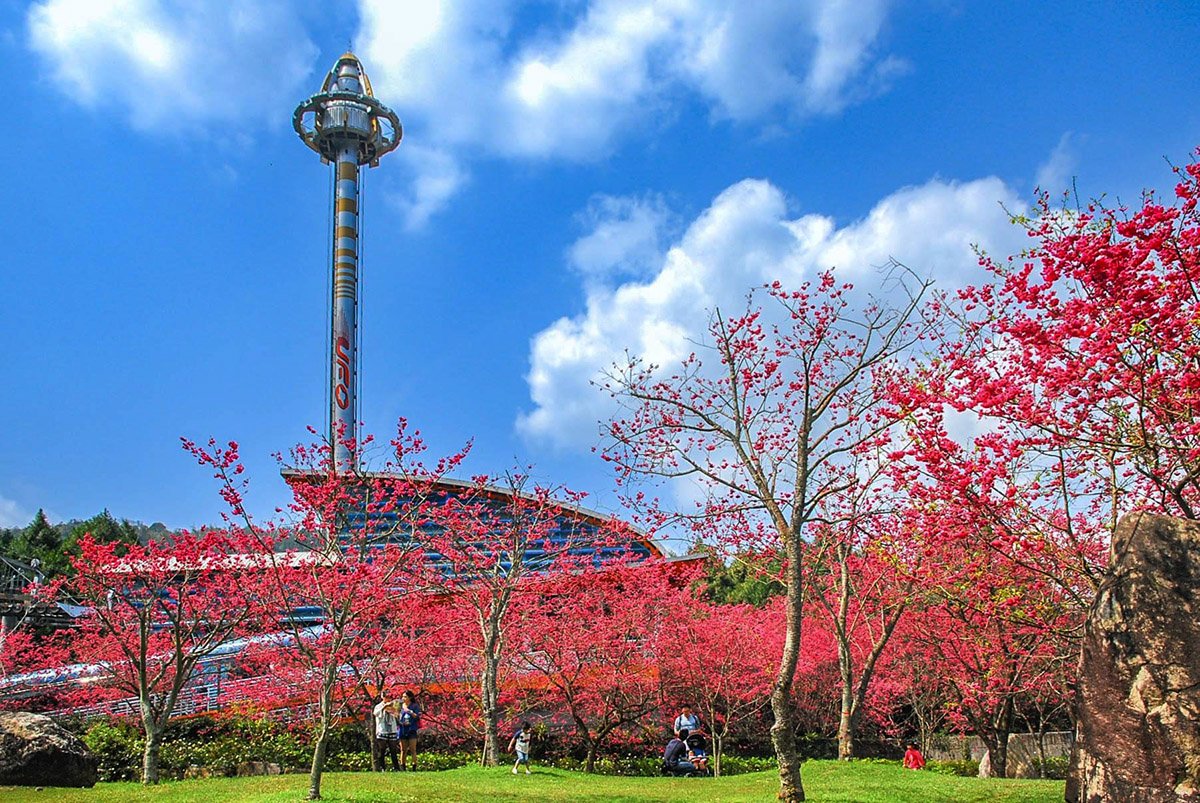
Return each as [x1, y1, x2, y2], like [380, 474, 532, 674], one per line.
[0, 711, 98, 788]
[1067, 513, 1200, 803]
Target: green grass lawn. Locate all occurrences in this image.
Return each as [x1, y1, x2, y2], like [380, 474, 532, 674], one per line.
[0, 762, 1065, 802]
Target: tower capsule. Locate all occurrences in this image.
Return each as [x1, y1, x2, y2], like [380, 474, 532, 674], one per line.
[294, 54, 402, 471]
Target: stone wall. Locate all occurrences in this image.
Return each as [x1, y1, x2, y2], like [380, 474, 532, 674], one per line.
[925, 731, 1073, 779]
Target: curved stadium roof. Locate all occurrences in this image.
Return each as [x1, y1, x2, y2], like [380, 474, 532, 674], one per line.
[280, 470, 667, 571]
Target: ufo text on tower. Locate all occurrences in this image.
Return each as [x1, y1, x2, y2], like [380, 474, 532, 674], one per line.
[293, 54, 402, 471]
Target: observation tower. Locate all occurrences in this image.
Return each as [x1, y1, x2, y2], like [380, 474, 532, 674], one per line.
[294, 53, 402, 471]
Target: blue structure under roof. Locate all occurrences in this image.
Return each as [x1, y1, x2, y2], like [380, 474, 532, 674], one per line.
[280, 471, 663, 575]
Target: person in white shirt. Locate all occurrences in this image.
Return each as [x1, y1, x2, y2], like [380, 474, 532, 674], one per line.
[373, 695, 401, 771]
[508, 721, 533, 775]
[673, 705, 701, 737]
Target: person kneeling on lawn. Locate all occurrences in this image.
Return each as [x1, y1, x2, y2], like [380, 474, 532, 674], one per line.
[663, 729, 696, 774]
[509, 721, 533, 775]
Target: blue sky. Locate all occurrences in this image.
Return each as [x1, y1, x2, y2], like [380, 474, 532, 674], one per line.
[2, 0, 1198, 536]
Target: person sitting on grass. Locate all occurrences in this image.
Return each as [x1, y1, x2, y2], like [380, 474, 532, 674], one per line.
[508, 721, 533, 775]
[903, 741, 926, 770]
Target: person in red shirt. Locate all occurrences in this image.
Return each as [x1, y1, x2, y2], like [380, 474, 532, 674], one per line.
[903, 742, 926, 770]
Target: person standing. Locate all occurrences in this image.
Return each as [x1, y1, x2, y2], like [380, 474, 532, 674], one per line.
[396, 689, 422, 771]
[508, 721, 533, 775]
[372, 695, 400, 771]
[673, 704, 700, 737]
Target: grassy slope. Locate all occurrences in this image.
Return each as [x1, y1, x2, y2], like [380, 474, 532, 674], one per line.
[0, 763, 1065, 802]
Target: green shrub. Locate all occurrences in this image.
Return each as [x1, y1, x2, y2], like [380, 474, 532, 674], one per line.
[83, 719, 144, 782]
[82, 713, 311, 780]
[328, 750, 473, 772]
[1034, 756, 1070, 780]
[79, 714, 772, 781]
[534, 752, 774, 777]
[926, 758, 980, 777]
[412, 752, 474, 772]
[325, 722, 371, 756]
[325, 751, 373, 772]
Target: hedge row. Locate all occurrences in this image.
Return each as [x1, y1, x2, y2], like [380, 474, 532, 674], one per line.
[78, 715, 778, 781]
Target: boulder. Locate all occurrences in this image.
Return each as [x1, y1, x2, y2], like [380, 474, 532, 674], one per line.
[1067, 513, 1200, 803]
[236, 761, 282, 776]
[0, 711, 98, 788]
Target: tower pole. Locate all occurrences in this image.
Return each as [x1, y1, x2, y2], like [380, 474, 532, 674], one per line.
[331, 149, 360, 468]
[294, 54, 402, 473]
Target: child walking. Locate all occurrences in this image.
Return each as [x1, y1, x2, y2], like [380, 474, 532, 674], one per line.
[508, 722, 533, 775]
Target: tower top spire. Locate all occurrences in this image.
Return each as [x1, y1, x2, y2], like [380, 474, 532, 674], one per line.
[293, 54, 401, 167]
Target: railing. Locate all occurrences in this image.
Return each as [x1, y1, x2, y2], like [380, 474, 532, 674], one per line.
[0, 556, 37, 594]
[51, 674, 309, 721]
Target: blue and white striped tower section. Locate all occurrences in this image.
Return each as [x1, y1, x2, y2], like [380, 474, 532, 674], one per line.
[293, 54, 401, 472]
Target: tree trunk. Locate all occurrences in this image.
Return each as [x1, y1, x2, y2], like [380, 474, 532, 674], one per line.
[980, 732, 1009, 779]
[713, 731, 724, 778]
[368, 709, 382, 772]
[1036, 722, 1049, 779]
[769, 696, 803, 801]
[837, 711, 857, 761]
[308, 727, 329, 799]
[915, 702, 933, 755]
[835, 545, 856, 761]
[986, 697, 1014, 779]
[836, 649, 857, 761]
[992, 731, 1009, 778]
[308, 676, 336, 799]
[141, 721, 162, 785]
[585, 741, 599, 774]
[480, 651, 502, 766]
[479, 605, 506, 766]
[831, 542, 907, 762]
[770, 536, 806, 801]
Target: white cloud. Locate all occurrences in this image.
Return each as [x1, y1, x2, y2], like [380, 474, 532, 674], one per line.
[26, 1, 912, 223]
[1035, 132, 1078, 193]
[0, 495, 34, 529]
[357, 0, 908, 218]
[358, 0, 906, 151]
[672, 0, 897, 119]
[518, 175, 1028, 447]
[568, 194, 672, 281]
[387, 144, 469, 231]
[803, 0, 900, 112]
[28, 0, 317, 133]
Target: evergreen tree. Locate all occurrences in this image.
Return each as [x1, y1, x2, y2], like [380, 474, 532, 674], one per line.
[13, 509, 66, 576]
[700, 549, 785, 607]
[63, 510, 140, 571]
